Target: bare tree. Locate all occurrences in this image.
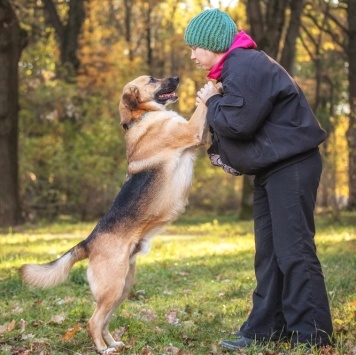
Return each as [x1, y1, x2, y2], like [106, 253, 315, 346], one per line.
[301, 0, 356, 210]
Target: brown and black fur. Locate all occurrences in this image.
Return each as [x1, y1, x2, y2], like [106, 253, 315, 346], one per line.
[20, 76, 208, 354]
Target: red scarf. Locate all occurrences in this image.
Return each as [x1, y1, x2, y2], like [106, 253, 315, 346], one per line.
[207, 30, 257, 80]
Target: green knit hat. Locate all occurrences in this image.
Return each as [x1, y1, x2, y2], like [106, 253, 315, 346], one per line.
[184, 9, 237, 52]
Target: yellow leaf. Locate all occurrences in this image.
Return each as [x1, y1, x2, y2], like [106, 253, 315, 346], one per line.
[62, 323, 80, 342]
[334, 319, 344, 325]
[7, 320, 15, 332]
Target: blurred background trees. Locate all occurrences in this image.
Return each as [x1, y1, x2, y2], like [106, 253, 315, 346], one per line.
[0, 0, 354, 227]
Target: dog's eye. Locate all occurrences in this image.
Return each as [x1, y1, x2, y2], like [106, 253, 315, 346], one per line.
[149, 77, 157, 84]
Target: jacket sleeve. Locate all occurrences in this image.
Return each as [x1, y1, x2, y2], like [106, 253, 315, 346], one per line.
[206, 51, 274, 140]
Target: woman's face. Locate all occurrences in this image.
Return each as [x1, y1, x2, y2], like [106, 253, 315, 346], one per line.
[189, 47, 223, 70]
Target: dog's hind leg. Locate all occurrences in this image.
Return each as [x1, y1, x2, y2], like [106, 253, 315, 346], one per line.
[101, 260, 136, 348]
[87, 251, 130, 353]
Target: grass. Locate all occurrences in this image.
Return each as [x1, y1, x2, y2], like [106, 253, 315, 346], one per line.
[0, 212, 355, 354]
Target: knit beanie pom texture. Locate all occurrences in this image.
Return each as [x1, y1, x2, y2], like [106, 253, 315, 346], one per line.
[184, 9, 237, 52]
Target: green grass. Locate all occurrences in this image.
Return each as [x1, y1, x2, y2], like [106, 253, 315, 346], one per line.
[0, 212, 355, 354]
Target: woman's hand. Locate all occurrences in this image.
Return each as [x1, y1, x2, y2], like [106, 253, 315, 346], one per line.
[196, 81, 220, 105]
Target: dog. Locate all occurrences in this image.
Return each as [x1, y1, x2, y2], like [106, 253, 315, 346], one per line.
[20, 75, 208, 354]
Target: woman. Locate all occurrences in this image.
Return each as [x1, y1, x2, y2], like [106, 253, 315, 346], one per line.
[184, 8, 333, 350]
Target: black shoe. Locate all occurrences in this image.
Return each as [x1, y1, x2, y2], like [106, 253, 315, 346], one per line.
[222, 336, 254, 350]
[236, 330, 243, 338]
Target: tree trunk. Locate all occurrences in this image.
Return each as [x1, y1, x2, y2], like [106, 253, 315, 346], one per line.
[346, 0, 356, 209]
[123, 0, 134, 61]
[280, 0, 305, 75]
[42, 0, 85, 75]
[246, 0, 288, 58]
[0, 0, 22, 227]
[146, 3, 153, 69]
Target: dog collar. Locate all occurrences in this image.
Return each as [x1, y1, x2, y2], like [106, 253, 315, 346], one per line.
[123, 112, 149, 131]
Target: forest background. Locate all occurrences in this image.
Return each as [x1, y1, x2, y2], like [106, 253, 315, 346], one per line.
[1, 0, 355, 227]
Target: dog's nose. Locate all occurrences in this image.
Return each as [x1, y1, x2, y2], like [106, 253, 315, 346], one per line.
[172, 76, 179, 84]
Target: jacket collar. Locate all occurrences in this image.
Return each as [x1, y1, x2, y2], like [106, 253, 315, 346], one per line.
[207, 30, 257, 81]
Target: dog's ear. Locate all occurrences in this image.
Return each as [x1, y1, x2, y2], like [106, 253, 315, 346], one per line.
[122, 85, 139, 110]
[120, 85, 139, 125]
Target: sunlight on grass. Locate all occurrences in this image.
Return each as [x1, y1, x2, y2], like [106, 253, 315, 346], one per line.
[0, 213, 355, 354]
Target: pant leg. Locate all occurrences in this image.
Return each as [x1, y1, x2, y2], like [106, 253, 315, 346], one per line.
[241, 152, 333, 346]
[240, 177, 287, 341]
[264, 152, 333, 346]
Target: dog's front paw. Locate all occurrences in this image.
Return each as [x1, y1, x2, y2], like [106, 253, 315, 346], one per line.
[99, 341, 125, 354]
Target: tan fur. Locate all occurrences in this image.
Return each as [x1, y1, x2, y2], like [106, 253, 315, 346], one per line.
[20, 75, 208, 354]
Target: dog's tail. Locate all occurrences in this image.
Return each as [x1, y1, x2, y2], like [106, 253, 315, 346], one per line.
[20, 242, 88, 288]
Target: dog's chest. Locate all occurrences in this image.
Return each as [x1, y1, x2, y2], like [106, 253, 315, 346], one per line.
[169, 150, 196, 200]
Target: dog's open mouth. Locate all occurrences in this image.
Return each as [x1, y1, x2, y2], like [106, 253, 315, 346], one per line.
[155, 89, 178, 104]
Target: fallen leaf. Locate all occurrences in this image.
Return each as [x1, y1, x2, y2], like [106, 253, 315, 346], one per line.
[7, 320, 15, 332]
[181, 334, 195, 347]
[63, 296, 75, 303]
[121, 309, 132, 318]
[129, 289, 145, 300]
[164, 344, 180, 354]
[319, 345, 338, 355]
[166, 310, 179, 325]
[141, 345, 153, 354]
[211, 343, 219, 355]
[0, 323, 8, 334]
[21, 333, 35, 340]
[31, 320, 43, 327]
[177, 271, 189, 276]
[6, 346, 30, 354]
[12, 306, 23, 313]
[62, 323, 80, 342]
[28, 341, 49, 354]
[50, 315, 66, 324]
[216, 274, 222, 281]
[139, 309, 157, 321]
[181, 320, 196, 330]
[20, 319, 27, 332]
[177, 350, 192, 355]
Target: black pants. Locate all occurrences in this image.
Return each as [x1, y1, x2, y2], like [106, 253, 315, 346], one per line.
[240, 151, 333, 347]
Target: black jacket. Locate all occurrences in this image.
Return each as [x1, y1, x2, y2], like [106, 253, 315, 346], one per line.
[206, 48, 327, 176]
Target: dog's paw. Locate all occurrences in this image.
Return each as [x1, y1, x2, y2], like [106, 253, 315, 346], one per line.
[99, 342, 125, 354]
[111, 341, 125, 349]
[99, 347, 119, 354]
